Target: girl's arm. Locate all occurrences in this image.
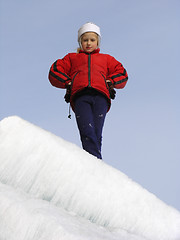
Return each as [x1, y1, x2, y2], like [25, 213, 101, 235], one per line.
[48, 54, 72, 89]
[107, 55, 128, 89]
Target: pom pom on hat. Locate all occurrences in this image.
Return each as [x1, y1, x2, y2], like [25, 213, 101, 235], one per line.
[78, 22, 101, 47]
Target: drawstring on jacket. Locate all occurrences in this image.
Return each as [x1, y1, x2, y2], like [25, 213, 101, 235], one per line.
[68, 104, 71, 119]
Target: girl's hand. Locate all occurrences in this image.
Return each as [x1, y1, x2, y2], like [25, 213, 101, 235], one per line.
[64, 82, 72, 103]
[106, 80, 116, 99]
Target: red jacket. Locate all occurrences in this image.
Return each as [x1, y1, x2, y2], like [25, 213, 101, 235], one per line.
[49, 48, 128, 110]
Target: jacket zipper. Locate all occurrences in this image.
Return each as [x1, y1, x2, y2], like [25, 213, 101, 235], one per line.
[88, 54, 91, 87]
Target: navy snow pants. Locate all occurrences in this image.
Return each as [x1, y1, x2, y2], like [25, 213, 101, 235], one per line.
[74, 94, 108, 159]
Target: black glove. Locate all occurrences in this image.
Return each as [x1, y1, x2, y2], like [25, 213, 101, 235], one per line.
[107, 81, 116, 99]
[64, 84, 71, 103]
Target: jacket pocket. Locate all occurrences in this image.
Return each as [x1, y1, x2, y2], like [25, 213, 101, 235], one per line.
[71, 71, 80, 89]
[100, 72, 108, 89]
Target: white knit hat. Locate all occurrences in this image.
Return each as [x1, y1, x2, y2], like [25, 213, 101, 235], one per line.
[78, 22, 101, 48]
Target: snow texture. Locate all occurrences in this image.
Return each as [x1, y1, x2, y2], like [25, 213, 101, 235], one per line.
[0, 116, 180, 240]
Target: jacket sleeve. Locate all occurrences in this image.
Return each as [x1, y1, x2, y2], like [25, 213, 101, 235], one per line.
[48, 54, 72, 89]
[107, 55, 128, 89]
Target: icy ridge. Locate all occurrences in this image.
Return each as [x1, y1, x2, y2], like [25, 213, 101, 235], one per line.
[0, 116, 180, 240]
[1, 182, 144, 240]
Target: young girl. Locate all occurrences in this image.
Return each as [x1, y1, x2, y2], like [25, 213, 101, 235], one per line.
[49, 22, 128, 159]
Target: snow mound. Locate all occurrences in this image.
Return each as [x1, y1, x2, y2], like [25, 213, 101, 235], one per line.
[0, 116, 180, 240]
[1, 183, 143, 240]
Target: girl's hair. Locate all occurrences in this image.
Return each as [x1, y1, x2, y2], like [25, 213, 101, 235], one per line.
[77, 47, 81, 53]
[77, 35, 83, 53]
[76, 33, 99, 53]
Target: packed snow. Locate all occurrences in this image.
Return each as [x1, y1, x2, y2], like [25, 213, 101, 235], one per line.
[0, 116, 180, 240]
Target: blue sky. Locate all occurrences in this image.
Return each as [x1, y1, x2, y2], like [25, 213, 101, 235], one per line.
[1, 0, 180, 211]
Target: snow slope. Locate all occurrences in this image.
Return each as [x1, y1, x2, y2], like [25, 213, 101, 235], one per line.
[0, 116, 180, 240]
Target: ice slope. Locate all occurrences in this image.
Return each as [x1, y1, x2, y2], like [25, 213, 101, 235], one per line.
[0, 116, 180, 240]
[0, 183, 144, 240]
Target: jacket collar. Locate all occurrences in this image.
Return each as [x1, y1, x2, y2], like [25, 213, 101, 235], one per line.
[79, 48, 100, 54]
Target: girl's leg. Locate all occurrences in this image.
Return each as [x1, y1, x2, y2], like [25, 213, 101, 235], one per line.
[92, 95, 108, 155]
[74, 95, 101, 158]
[74, 94, 108, 159]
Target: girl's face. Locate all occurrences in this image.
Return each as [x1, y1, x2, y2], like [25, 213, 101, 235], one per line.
[81, 32, 98, 52]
